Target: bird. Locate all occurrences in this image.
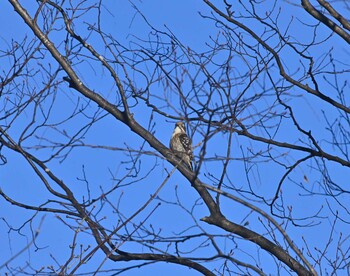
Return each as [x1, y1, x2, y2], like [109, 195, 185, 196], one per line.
[170, 122, 194, 171]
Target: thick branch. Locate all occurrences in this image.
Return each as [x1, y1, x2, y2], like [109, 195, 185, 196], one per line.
[110, 252, 215, 276]
[302, 0, 350, 43]
[202, 215, 314, 276]
[317, 0, 350, 31]
[7, 1, 317, 275]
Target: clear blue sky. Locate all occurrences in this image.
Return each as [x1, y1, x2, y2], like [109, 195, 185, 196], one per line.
[1, 1, 349, 275]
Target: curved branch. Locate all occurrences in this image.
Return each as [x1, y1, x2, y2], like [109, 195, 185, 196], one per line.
[201, 183, 317, 274]
[0, 189, 78, 217]
[203, 0, 350, 113]
[0, 216, 46, 269]
[201, 215, 313, 276]
[301, 0, 350, 43]
[8, 1, 316, 275]
[110, 252, 216, 276]
[318, 0, 350, 31]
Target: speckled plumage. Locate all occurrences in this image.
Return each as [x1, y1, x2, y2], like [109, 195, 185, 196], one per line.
[170, 122, 193, 170]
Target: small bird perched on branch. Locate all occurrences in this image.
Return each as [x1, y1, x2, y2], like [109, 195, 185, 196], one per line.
[170, 122, 194, 171]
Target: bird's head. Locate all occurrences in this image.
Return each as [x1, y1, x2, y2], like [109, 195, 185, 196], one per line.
[174, 121, 186, 134]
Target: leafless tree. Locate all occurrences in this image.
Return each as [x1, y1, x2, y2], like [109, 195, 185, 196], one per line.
[1, 0, 350, 275]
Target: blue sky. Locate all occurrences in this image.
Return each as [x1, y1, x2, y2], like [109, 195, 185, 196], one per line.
[1, 1, 350, 275]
